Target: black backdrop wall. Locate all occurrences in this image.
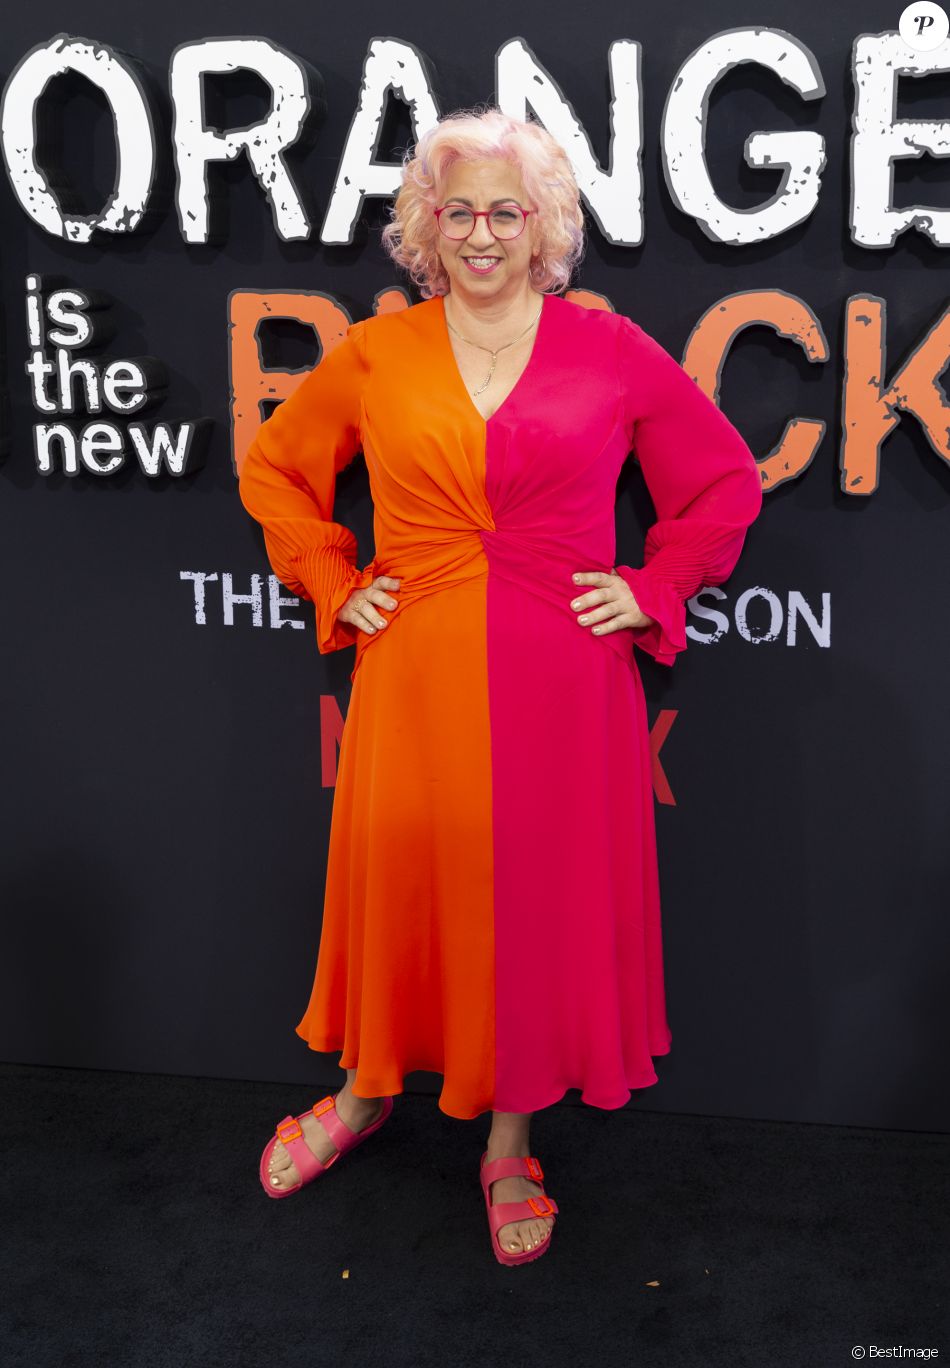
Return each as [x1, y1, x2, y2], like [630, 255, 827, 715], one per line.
[2, 1, 948, 1133]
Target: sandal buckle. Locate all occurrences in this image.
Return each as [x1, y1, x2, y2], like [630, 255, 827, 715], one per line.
[312, 1096, 335, 1119]
[276, 1118, 302, 1143]
[524, 1156, 544, 1181]
[527, 1195, 554, 1217]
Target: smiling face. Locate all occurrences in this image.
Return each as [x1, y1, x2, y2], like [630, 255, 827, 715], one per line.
[434, 157, 542, 304]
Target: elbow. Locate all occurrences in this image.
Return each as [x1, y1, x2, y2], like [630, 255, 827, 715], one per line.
[237, 441, 252, 504]
[739, 454, 772, 528]
[236, 438, 267, 521]
[745, 451, 764, 524]
[729, 437, 764, 526]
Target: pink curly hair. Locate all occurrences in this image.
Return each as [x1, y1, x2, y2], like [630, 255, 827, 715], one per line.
[381, 105, 586, 298]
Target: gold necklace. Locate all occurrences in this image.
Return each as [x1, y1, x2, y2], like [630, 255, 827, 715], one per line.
[445, 299, 544, 396]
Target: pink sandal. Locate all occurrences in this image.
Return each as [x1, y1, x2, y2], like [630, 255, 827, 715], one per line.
[479, 1152, 559, 1265]
[259, 1092, 393, 1199]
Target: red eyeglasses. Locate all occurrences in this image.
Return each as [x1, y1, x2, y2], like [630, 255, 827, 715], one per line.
[433, 203, 536, 241]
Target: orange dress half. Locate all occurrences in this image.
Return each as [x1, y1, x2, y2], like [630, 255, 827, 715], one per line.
[238, 293, 762, 1119]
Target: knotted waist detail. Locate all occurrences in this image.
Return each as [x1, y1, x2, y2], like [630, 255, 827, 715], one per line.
[349, 526, 632, 682]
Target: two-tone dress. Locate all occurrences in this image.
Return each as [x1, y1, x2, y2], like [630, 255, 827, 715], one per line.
[238, 290, 762, 1119]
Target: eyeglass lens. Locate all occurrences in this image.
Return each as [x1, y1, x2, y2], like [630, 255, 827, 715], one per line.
[439, 205, 526, 239]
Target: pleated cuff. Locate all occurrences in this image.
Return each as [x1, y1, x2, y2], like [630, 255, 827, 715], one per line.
[292, 543, 366, 654]
[614, 564, 688, 667]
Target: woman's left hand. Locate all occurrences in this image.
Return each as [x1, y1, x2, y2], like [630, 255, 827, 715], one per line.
[569, 568, 656, 635]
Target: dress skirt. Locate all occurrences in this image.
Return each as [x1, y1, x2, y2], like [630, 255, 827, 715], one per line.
[294, 573, 672, 1118]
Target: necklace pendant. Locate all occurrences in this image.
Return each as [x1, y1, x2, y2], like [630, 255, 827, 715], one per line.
[472, 350, 498, 397]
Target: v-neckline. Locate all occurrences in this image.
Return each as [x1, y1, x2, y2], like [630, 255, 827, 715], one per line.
[438, 291, 549, 425]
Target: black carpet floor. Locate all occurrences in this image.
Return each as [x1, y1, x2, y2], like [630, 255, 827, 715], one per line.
[1, 1062, 947, 1368]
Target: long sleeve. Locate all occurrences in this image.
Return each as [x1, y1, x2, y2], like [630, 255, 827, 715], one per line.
[237, 319, 372, 654]
[614, 315, 763, 667]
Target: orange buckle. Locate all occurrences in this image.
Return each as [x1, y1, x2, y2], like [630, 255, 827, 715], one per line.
[524, 1156, 544, 1181]
[276, 1118, 302, 1143]
[312, 1096, 335, 1119]
[527, 1195, 555, 1217]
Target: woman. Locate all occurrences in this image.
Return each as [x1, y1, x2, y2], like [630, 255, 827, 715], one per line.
[238, 107, 762, 1266]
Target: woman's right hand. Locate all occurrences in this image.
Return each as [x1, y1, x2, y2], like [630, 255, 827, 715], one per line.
[338, 575, 401, 635]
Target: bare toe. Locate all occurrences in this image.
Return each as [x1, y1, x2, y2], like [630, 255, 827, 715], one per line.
[270, 1159, 299, 1189]
[268, 1140, 291, 1171]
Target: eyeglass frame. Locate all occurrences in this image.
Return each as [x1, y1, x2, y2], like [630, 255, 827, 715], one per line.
[433, 202, 537, 241]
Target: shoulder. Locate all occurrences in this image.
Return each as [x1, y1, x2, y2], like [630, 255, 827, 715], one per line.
[349, 296, 441, 352]
[544, 296, 676, 391]
[324, 299, 439, 376]
[545, 294, 651, 357]
[550, 294, 666, 343]
[545, 294, 629, 329]
[548, 300, 700, 428]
